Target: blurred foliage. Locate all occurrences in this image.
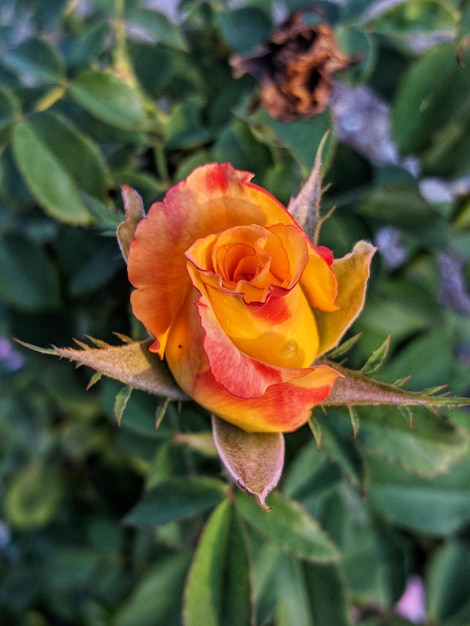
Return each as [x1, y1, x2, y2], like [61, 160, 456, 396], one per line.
[1, 0, 470, 624]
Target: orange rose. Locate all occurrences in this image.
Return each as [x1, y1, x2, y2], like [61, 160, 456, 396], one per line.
[127, 163, 374, 433]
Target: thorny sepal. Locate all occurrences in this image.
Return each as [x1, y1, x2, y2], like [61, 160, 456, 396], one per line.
[323, 359, 470, 410]
[17, 338, 188, 401]
[211, 415, 284, 511]
[287, 133, 329, 245]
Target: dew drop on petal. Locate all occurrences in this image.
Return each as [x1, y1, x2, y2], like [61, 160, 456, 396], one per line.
[282, 341, 298, 360]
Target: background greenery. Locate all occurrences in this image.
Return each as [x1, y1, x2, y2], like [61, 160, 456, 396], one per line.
[1, 0, 470, 624]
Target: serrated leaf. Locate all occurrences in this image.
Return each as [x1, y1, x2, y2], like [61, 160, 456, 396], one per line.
[367, 451, 470, 535]
[127, 8, 188, 51]
[249, 107, 335, 174]
[2, 37, 65, 82]
[69, 70, 146, 130]
[27, 111, 110, 197]
[12, 121, 92, 225]
[114, 552, 191, 626]
[273, 554, 312, 625]
[20, 339, 188, 401]
[335, 405, 467, 478]
[427, 540, 470, 624]
[302, 560, 350, 626]
[124, 477, 227, 526]
[212, 416, 284, 510]
[235, 490, 340, 563]
[0, 235, 61, 312]
[361, 335, 391, 375]
[183, 500, 254, 626]
[114, 386, 133, 426]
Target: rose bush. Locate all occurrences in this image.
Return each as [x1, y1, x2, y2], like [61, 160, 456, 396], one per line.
[127, 163, 375, 433]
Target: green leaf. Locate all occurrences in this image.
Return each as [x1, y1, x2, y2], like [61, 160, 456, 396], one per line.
[302, 561, 350, 626]
[0, 86, 20, 129]
[115, 552, 192, 626]
[22, 338, 188, 400]
[12, 120, 92, 225]
[2, 37, 65, 82]
[127, 8, 188, 51]
[0, 234, 61, 312]
[282, 439, 342, 503]
[367, 451, 470, 535]
[68, 21, 112, 70]
[217, 8, 272, 54]
[329, 404, 467, 477]
[334, 25, 375, 84]
[357, 184, 446, 241]
[392, 43, 470, 157]
[69, 70, 146, 130]
[273, 554, 312, 625]
[235, 490, 340, 563]
[183, 499, 254, 626]
[249, 108, 335, 174]
[5, 458, 64, 529]
[124, 477, 227, 526]
[164, 98, 211, 150]
[212, 416, 284, 509]
[27, 111, 110, 197]
[316, 415, 364, 489]
[427, 540, 470, 625]
[212, 118, 271, 172]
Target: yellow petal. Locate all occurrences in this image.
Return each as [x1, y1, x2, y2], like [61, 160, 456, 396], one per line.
[128, 163, 302, 356]
[315, 241, 377, 355]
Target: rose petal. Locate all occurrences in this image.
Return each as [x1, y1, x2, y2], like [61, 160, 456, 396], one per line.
[128, 163, 302, 357]
[195, 365, 341, 433]
[300, 247, 339, 312]
[315, 241, 377, 355]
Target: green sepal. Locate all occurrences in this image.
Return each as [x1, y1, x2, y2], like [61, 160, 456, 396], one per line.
[323, 359, 470, 410]
[17, 338, 187, 401]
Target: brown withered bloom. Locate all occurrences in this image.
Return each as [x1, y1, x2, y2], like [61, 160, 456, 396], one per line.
[231, 9, 356, 122]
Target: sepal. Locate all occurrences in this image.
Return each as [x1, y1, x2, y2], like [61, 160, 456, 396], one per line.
[212, 415, 284, 510]
[323, 359, 470, 410]
[17, 337, 187, 401]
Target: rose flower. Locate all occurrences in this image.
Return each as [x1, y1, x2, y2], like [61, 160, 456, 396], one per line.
[127, 163, 374, 433]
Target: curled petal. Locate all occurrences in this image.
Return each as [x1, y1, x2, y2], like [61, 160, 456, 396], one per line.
[196, 365, 341, 433]
[128, 163, 302, 356]
[301, 246, 338, 312]
[316, 241, 377, 355]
